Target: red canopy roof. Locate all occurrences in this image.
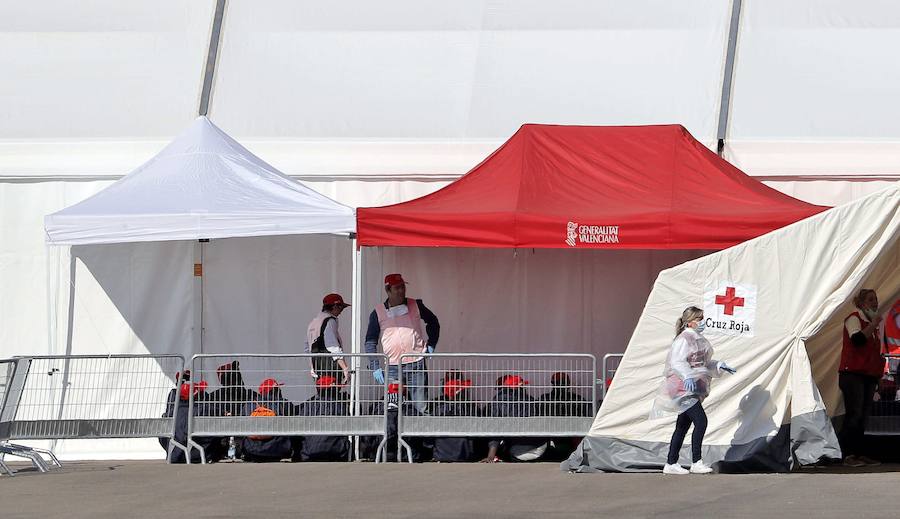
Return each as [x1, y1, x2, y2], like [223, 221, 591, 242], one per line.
[357, 124, 827, 249]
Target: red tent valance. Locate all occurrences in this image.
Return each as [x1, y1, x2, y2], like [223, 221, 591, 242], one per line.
[357, 124, 827, 249]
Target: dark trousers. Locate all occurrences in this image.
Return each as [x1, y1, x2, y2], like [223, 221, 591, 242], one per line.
[838, 371, 878, 457]
[666, 402, 707, 464]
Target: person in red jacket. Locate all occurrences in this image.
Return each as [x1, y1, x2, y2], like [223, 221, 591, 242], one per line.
[838, 288, 885, 467]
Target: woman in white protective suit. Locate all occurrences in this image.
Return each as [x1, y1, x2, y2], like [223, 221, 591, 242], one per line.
[652, 306, 736, 475]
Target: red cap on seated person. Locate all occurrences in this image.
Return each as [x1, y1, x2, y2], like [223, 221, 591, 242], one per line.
[443, 378, 473, 398]
[384, 273, 408, 287]
[316, 376, 338, 388]
[501, 375, 529, 387]
[258, 378, 284, 395]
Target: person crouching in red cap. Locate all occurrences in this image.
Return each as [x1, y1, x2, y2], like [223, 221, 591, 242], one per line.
[293, 375, 351, 462]
[241, 378, 296, 462]
[432, 371, 481, 462]
[482, 374, 548, 463]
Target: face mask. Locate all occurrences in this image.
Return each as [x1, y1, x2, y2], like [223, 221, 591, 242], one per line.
[863, 308, 877, 321]
[695, 320, 707, 334]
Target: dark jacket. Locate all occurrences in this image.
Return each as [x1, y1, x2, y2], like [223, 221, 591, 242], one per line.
[430, 397, 482, 462]
[159, 388, 220, 463]
[537, 388, 593, 417]
[294, 390, 351, 462]
[486, 388, 548, 460]
[240, 390, 298, 462]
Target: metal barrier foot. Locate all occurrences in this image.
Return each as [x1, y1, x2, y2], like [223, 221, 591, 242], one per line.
[186, 439, 207, 465]
[167, 440, 189, 465]
[398, 437, 414, 464]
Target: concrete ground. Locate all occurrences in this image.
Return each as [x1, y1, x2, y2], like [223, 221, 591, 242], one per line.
[3, 460, 899, 519]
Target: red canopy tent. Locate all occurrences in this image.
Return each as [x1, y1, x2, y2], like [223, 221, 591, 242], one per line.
[354, 124, 827, 362]
[358, 124, 826, 249]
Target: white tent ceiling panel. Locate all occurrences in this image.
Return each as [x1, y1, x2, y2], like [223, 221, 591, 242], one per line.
[212, 0, 728, 140]
[0, 1, 215, 139]
[730, 0, 900, 140]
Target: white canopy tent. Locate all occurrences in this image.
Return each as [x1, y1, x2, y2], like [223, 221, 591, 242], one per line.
[566, 185, 899, 473]
[39, 118, 360, 458]
[44, 115, 359, 354]
[45, 116, 355, 245]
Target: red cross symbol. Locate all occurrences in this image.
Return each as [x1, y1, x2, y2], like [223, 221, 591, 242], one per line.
[715, 286, 745, 316]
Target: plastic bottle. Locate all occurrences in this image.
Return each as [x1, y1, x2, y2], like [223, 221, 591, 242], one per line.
[227, 436, 237, 460]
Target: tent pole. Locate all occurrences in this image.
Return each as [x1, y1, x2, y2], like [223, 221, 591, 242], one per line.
[716, 0, 744, 157]
[350, 236, 364, 460]
[198, 0, 227, 117]
[192, 240, 204, 355]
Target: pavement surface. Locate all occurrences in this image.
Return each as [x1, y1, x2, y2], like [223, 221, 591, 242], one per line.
[3, 460, 899, 519]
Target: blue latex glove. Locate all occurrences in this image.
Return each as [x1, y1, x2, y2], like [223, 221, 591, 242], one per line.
[426, 345, 435, 354]
[373, 368, 385, 385]
[718, 361, 737, 374]
[683, 378, 697, 393]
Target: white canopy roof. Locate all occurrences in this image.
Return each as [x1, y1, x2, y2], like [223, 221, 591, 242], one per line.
[44, 117, 356, 245]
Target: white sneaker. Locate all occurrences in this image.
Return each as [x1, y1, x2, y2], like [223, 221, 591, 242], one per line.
[662, 463, 689, 475]
[690, 460, 714, 474]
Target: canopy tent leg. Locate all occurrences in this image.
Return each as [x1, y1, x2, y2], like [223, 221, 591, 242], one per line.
[193, 240, 205, 355]
[350, 238, 363, 460]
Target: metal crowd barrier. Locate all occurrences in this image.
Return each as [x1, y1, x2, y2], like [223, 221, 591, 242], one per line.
[396, 353, 597, 463]
[187, 353, 389, 464]
[601, 353, 624, 401]
[0, 354, 186, 472]
[866, 353, 900, 436]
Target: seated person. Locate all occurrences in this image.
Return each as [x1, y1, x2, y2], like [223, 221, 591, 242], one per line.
[241, 378, 296, 462]
[482, 374, 549, 463]
[359, 382, 429, 462]
[430, 371, 483, 462]
[160, 370, 215, 463]
[294, 375, 351, 462]
[208, 360, 260, 417]
[207, 360, 260, 460]
[538, 372, 593, 417]
[537, 372, 594, 460]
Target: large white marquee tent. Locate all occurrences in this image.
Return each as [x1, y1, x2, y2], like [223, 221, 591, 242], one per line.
[2, 1, 900, 459]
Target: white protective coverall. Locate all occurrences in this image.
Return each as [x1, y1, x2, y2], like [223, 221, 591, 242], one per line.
[650, 327, 726, 419]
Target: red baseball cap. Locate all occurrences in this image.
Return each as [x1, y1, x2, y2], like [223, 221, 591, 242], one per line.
[258, 378, 284, 395]
[179, 382, 192, 401]
[179, 380, 208, 400]
[315, 376, 338, 388]
[443, 378, 473, 399]
[323, 293, 350, 307]
[384, 273, 408, 288]
[387, 382, 401, 394]
[501, 375, 529, 387]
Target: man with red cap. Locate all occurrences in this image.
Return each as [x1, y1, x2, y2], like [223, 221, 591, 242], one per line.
[306, 293, 352, 384]
[364, 273, 440, 414]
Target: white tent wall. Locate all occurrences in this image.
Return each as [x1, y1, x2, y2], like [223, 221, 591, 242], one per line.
[361, 247, 709, 359]
[210, 0, 730, 141]
[201, 234, 354, 355]
[0, 1, 215, 139]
